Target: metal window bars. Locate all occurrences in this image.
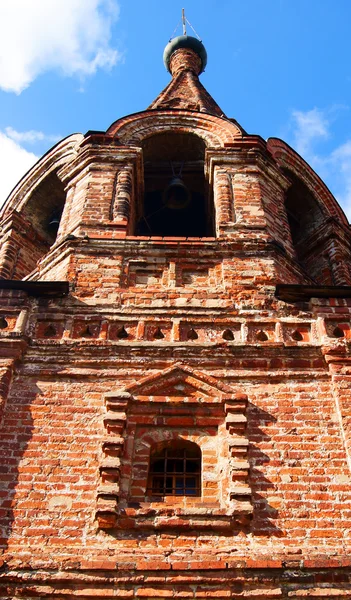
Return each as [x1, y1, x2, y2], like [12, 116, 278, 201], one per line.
[147, 445, 201, 497]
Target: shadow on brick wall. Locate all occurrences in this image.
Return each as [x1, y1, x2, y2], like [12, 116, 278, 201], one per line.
[0, 379, 35, 562]
[248, 404, 284, 537]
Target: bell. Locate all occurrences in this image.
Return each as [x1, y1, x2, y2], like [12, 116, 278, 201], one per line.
[48, 209, 62, 233]
[48, 216, 60, 228]
[163, 177, 191, 210]
[48, 217, 61, 235]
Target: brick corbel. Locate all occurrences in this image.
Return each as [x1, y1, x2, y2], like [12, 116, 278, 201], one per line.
[0, 338, 28, 420]
[225, 393, 253, 521]
[96, 391, 131, 529]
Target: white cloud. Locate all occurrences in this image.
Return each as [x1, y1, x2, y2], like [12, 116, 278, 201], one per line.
[0, 132, 38, 207]
[289, 107, 351, 221]
[5, 127, 61, 145]
[0, 0, 121, 94]
[291, 108, 329, 157]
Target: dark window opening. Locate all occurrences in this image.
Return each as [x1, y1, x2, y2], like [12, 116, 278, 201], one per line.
[256, 330, 268, 341]
[223, 328, 234, 341]
[81, 325, 94, 338]
[0, 317, 8, 329]
[333, 326, 344, 338]
[117, 326, 129, 339]
[153, 327, 164, 339]
[187, 327, 198, 340]
[137, 132, 214, 237]
[147, 442, 201, 497]
[44, 324, 57, 337]
[291, 330, 303, 341]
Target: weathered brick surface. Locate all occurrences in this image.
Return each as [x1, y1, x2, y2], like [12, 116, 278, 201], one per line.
[0, 38, 351, 599]
[148, 48, 224, 115]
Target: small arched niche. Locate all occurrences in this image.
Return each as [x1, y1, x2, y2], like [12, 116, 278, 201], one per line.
[22, 170, 66, 246]
[283, 169, 324, 260]
[137, 132, 214, 237]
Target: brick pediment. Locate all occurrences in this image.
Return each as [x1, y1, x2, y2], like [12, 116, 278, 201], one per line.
[119, 363, 235, 401]
[97, 363, 252, 530]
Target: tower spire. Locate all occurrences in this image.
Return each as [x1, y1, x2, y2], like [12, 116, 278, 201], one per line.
[148, 24, 224, 116]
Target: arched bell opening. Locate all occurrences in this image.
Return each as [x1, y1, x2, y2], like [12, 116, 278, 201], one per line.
[282, 169, 336, 284]
[22, 170, 66, 247]
[137, 132, 214, 237]
[2, 169, 68, 279]
[283, 169, 324, 260]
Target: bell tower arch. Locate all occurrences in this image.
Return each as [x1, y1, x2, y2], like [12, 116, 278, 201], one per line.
[138, 131, 213, 237]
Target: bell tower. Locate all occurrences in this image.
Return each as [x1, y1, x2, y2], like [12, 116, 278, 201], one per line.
[1, 20, 351, 600]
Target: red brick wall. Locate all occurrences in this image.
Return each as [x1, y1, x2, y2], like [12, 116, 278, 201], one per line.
[1, 105, 351, 598]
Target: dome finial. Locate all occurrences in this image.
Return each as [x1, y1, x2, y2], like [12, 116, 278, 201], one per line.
[163, 11, 207, 76]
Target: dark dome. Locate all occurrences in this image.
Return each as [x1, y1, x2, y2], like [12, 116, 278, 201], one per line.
[163, 35, 207, 74]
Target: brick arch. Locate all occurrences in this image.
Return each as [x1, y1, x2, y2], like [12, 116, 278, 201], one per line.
[149, 436, 202, 456]
[267, 137, 349, 226]
[106, 110, 243, 148]
[1, 134, 83, 217]
[135, 428, 209, 456]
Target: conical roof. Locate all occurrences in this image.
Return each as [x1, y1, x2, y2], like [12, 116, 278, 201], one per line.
[148, 35, 225, 117]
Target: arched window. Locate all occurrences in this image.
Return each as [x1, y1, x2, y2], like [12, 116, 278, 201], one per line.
[147, 441, 201, 497]
[137, 132, 214, 237]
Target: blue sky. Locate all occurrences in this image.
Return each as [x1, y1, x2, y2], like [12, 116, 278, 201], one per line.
[1, 0, 351, 219]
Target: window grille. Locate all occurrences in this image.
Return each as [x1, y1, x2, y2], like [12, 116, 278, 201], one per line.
[147, 443, 201, 497]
